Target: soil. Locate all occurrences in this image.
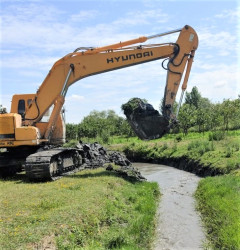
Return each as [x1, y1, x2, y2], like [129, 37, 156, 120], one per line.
[134, 163, 205, 250]
[76, 142, 146, 181]
[28, 234, 56, 250]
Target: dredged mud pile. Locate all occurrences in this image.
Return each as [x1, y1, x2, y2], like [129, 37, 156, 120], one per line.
[75, 142, 146, 182]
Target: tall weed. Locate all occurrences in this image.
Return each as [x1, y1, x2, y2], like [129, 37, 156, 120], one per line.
[208, 131, 225, 141]
[188, 140, 214, 156]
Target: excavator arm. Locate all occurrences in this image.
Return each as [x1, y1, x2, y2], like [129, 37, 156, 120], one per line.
[18, 25, 198, 142]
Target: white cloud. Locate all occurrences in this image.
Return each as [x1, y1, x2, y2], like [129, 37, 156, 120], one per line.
[0, 49, 14, 54]
[1, 55, 59, 70]
[113, 9, 169, 26]
[68, 94, 85, 101]
[190, 64, 239, 102]
[70, 10, 99, 22]
[1, 4, 171, 53]
[198, 28, 237, 56]
[215, 8, 240, 22]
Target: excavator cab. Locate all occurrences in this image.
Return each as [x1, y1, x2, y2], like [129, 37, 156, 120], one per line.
[0, 94, 41, 147]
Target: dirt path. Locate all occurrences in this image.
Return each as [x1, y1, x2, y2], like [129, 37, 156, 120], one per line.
[133, 163, 205, 250]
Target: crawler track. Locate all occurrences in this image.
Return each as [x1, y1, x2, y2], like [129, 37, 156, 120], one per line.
[25, 148, 84, 181]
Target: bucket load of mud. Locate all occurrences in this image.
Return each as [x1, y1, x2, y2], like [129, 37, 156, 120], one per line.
[75, 142, 146, 182]
[121, 98, 170, 140]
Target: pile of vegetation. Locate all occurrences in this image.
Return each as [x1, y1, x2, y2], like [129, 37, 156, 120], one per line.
[121, 97, 170, 140]
[121, 97, 150, 116]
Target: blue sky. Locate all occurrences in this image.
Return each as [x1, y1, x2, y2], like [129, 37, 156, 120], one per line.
[1, 0, 239, 123]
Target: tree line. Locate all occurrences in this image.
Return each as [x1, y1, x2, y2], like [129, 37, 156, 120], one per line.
[66, 110, 135, 143]
[66, 87, 240, 142]
[177, 87, 240, 134]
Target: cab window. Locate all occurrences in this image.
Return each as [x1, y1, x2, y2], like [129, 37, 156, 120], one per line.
[18, 99, 25, 116]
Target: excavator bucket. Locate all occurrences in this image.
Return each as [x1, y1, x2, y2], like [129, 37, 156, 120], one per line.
[122, 98, 170, 140]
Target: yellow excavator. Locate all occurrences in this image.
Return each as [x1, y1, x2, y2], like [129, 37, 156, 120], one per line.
[0, 25, 198, 180]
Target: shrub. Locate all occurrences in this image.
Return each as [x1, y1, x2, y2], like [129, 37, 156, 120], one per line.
[101, 130, 110, 144]
[171, 144, 177, 155]
[231, 141, 240, 152]
[162, 143, 168, 151]
[209, 131, 225, 141]
[63, 139, 78, 148]
[187, 140, 201, 150]
[226, 159, 238, 172]
[175, 134, 183, 142]
[225, 146, 233, 158]
[188, 140, 214, 156]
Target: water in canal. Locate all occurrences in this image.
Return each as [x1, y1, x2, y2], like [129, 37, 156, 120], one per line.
[133, 163, 205, 250]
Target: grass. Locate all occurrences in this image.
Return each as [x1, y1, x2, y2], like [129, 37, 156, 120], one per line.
[195, 175, 240, 249]
[107, 130, 240, 174]
[0, 168, 160, 250]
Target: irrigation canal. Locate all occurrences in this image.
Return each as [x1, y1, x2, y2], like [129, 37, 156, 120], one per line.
[133, 163, 205, 250]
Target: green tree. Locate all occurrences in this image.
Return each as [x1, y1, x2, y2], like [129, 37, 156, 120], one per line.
[231, 98, 240, 129]
[74, 110, 134, 140]
[66, 123, 78, 140]
[209, 103, 223, 130]
[221, 99, 239, 131]
[185, 86, 202, 108]
[178, 103, 196, 135]
[195, 98, 212, 132]
[185, 87, 213, 132]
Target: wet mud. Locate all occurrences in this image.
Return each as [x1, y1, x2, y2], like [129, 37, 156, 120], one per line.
[134, 163, 205, 250]
[122, 98, 170, 140]
[75, 142, 146, 181]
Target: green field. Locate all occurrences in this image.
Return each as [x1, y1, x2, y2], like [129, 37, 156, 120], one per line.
[0, 168, 159, 250]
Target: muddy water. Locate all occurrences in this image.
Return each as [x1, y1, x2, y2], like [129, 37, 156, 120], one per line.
[133, 163, 205, 250]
